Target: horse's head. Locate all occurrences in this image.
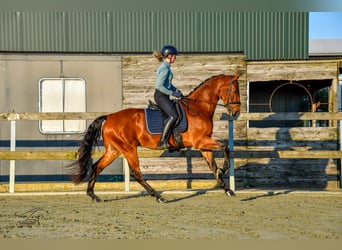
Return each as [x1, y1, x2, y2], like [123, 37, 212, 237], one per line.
[220, 74, 241, 117]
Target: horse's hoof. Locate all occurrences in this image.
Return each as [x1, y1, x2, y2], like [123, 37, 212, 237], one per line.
[226, 190, 236, 197]
[157, 197, 167, 203]
[92, 197, 102, 202]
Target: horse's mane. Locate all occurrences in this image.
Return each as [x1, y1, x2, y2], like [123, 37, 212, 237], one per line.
[186, 74, 225, 97]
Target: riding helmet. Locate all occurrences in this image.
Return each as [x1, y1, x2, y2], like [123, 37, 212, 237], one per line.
[161, 45, 178, 57]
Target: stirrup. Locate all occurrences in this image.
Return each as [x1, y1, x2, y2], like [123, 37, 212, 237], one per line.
[157, 141, 170, 150]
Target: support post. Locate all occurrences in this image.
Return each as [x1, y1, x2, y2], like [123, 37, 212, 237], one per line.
[339, 120, 342, 189]
[123, 158, 130, 192]
[228, 119, 235, 191]
[9, 120, 16, 193]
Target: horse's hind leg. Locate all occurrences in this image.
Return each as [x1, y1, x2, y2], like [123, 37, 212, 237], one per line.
[87, 147, 120, 202]
[124, 150, 166, 203]
[129, 168, 166, 203]
[86, 165, 103, 202]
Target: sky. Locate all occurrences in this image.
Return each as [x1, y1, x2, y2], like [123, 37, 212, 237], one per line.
[309, 12, 342, 39]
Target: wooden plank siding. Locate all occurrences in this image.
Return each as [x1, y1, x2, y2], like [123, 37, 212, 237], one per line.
[244, 60, 341, 189]
[247, 60, 341, 126]
[120, 55, 341, 189]
[121, 54, 248, 186]
[122, 54, 247, 110]
[122, 54, 244, 180]
[243, 127, 339, 188]
[246, 60, 339, 81]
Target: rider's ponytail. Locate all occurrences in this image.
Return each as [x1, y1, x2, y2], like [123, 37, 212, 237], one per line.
[153, 51, 163, 62]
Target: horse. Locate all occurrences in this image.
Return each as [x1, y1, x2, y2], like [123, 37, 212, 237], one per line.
[68, 74, 241, 203]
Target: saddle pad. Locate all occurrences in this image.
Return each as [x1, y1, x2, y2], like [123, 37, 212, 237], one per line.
[144, 106, 187, 135]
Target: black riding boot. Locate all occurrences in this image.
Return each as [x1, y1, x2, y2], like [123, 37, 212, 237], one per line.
[157, 116, 175, 149]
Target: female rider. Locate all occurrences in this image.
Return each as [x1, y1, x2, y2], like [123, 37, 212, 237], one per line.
[153, 45, 184, 149]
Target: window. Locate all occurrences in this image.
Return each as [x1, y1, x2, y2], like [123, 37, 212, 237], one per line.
[249, 80, 331, 128]
[39, 78, 86, 134]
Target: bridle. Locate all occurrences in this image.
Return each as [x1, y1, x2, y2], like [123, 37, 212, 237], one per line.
[224, 76, 241, 113]
[181, 76, 241, 113]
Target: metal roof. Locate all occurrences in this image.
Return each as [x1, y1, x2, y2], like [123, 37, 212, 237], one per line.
[0, 11, 309, 60]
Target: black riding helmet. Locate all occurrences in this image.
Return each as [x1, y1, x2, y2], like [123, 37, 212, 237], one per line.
[161, 45, 178, 57]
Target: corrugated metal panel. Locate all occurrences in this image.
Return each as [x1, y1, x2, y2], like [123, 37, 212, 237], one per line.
[197, 12, 243, 52]
[111, 12, 154, 52]
[67, 12, 111, 52]
[0, 12, 22, 51]
[153, 12, 200, 52]
[151, 12, 243, 52]
[21, 12, 66, 52]
[0, 11, 308, 60]
[243, 12, 308, 60]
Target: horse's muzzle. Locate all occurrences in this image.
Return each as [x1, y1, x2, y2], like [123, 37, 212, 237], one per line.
[226, 105, 240, 117]
[224, 101, 240, 117]
[228, 111, 240, 118]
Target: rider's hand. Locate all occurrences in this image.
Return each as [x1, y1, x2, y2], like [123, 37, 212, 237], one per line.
[172, 90, 184, 98]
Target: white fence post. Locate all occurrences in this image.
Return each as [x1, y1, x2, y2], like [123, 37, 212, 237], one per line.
[123, 158, 130, 192]
[9, 120, 16, 193]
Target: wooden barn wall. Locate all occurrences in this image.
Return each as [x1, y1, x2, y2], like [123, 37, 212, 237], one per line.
[122, 54, 247, 109]
[122, 54, 248, 150]
[247, 60, 340, 114]
[245, 60, 340, 189]
[122, 54, 249, 185]
[122, 56, 340, 189]
[247, 60, 339, 82]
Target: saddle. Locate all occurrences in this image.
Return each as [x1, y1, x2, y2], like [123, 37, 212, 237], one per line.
[144, 100, 187, 150]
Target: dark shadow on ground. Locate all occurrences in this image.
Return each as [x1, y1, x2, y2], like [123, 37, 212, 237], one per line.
[102, 188, 224, 203]
[239, 189, 294, 202]
[103, 193, 148, 202]
[162, 189, 213, 203]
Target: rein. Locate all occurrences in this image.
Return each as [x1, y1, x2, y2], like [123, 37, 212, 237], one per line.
[180, 77, 241, 112]
[180, 98, 200, 116]
[182, 98, 240, 107]
[180, 97, 239, 117]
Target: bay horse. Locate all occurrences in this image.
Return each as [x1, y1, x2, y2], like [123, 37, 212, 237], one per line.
[69, 74, 241, 203]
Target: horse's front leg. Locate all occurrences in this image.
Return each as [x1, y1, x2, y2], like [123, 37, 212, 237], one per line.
[221, 145, 235, 196]
[200, 148, 235, 197]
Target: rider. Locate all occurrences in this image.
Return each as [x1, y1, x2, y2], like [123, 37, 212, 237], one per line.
[153, 45, 184, 149]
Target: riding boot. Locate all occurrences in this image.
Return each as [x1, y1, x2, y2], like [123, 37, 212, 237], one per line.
[157, 116, 175, 149]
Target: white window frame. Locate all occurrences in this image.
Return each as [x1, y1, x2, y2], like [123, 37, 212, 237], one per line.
[38, 78, 86, 134]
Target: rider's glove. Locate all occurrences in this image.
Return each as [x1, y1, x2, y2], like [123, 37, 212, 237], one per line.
[172, 90, 184, 98]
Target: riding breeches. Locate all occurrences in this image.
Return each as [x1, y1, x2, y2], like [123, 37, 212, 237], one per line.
[154, 89, 178, 119]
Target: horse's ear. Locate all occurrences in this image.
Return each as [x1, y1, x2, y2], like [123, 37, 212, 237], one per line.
[232, 73, 240, 81]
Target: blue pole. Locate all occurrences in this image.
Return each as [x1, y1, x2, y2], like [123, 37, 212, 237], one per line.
[228, 119, 235, 191]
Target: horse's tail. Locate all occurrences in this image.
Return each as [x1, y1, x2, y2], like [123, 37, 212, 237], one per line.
[70, 115, 107, 184]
